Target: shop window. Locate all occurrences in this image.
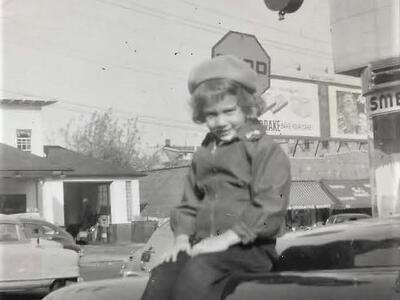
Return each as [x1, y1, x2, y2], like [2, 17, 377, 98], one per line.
[97, 185, 110, 215]
[0, 194, 26, 214]
[373, 114, 400, 154]
[322, 141, 329, 149]
[16, 129, 32, 152]
[304, 140, 310, 151]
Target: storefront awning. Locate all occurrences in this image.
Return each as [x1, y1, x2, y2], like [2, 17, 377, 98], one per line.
[321, 179, 371, 209]
[289, 181, 336, 210]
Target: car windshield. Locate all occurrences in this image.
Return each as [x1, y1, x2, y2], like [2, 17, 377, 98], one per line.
[0, 223, 19, 241]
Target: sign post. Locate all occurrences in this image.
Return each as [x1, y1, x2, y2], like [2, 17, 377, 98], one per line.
[212, 31, 271, 95]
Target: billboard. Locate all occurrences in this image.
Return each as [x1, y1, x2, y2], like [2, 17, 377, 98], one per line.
[258, 79, 320, 137]
[328, 86, 368, 140]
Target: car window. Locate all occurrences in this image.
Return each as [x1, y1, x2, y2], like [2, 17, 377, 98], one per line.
[335, 217, 345, 223]
[23, 223, 40, 237]
[42, 225, 57, 235]
[23, 223, 58, 237]
[325, 217, 335, 224]
[0, 223, 19, 241]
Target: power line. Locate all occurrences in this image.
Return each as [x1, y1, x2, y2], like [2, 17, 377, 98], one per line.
[2, 12, 196, 79]
[0, 88, 205, 131]
[50, 105, 206, 131]
[177, 0, 330, 45]
[126, 0, 332, 56]
[3, 0, 331, 89]
[3, 33, 188, 81]
[93, 0, 332, 58]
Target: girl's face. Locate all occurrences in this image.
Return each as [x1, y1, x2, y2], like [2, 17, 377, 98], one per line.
[203, 95, 246, 142]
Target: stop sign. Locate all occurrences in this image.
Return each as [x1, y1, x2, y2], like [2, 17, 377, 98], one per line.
[212, 31, 271, 94]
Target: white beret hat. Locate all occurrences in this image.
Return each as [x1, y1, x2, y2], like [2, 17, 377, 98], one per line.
[188, 55, 258, 95]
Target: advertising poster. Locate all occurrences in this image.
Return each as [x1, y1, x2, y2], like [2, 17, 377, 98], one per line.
[258, 79, 320, 137]
[329, 86, 368, 140]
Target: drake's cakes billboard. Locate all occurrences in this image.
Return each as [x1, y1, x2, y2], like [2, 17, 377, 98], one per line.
[258, 79, 320, 137]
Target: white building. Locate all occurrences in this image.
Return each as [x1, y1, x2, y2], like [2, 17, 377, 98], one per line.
[0, 99, 56, 156]
[0, 142, 71, 215]
[0, 99, 144, 242]
[43, 145, 144, 241]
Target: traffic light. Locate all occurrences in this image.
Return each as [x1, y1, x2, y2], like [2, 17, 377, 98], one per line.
[264, 0, 304, 20]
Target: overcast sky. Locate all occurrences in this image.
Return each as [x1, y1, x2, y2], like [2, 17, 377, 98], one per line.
[1, 0, 342, 148]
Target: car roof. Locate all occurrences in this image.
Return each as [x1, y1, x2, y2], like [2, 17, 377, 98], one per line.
[331, 213, 371, 217]
[0, 214, 22, 224]
[18, 217, 72, 236]
[19, 217, 55, 226]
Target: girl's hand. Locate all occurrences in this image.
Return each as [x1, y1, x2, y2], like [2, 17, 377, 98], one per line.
[190, 230, 241, 256]
[162, 234, 191, 263]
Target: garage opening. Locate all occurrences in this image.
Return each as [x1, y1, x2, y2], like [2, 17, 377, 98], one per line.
[63, 182, 111, 239]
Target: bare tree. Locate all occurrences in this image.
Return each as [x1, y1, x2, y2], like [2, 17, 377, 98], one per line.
[61, 109, 160, 171]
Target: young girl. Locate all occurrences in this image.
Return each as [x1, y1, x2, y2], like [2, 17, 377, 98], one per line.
[141, 55, 291, 300]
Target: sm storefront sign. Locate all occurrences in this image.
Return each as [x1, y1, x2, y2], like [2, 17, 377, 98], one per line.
[367, 88, 400, 117]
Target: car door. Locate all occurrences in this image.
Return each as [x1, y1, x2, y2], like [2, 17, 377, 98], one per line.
[0, 222, 47, 282]
[24, 222, 62, 243]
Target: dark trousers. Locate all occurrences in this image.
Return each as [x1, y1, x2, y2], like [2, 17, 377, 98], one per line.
[141, 243, 274, 300]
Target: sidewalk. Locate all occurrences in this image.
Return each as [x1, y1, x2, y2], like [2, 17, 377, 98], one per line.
[79, 242, 145, 264]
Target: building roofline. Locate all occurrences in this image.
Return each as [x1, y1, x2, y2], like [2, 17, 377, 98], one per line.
[144, 164, 191, 173]
[0, 99, 57, 106]
[61, 174, 146, 179]
[44, 145, 146, 177]
[0, 168, 73, 171]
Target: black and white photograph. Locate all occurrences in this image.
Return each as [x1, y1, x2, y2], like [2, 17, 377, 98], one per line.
[329, 86, 368, 140]
[1, 0, 400, 299]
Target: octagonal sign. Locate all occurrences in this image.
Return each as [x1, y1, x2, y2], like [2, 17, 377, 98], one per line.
[212, 31, 271, 94]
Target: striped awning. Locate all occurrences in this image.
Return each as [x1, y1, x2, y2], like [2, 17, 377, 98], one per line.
[321, 179, 371, 209]
[289, 181, 336, 210]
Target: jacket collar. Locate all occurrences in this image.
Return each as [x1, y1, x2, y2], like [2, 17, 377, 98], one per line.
[201, 119, 265, 147]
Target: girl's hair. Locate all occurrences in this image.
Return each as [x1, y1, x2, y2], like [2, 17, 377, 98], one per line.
[190, 79, 266, 124]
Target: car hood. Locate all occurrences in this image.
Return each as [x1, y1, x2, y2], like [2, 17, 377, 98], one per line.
[43, 268, 400, 300]
[226, 268, 400, 300]
[44, 276, 149, 300]
[133, 216, 400, 273]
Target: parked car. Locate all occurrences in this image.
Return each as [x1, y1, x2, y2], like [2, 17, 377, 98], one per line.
[120, 218, 172, 277]
[18, 216, 82, 253]
[325, 213, 371, 225]
[0, 215, 81, 295]
[44, 215, 400, 300]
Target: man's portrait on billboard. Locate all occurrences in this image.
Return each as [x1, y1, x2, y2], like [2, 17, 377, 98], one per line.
[336, 91, 367, 136]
